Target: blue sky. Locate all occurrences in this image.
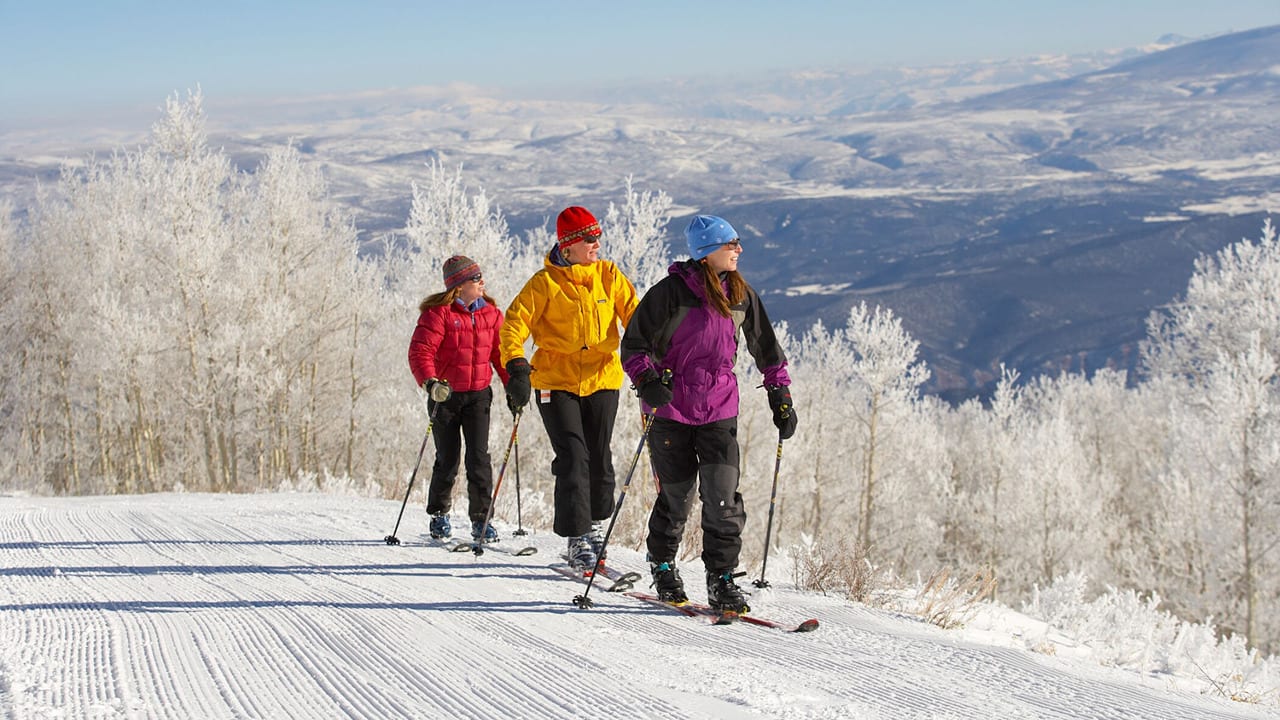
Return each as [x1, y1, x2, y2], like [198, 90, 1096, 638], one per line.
[2, 0, 1277, 126]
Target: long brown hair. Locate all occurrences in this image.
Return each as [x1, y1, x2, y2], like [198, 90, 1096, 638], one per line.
[419, 289, 498, 314]
[697, 260, 748, 318]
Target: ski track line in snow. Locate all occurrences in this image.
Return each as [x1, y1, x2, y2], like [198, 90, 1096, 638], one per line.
[133, 507, 617, 719]
[1, 494, 1272, 720]
[9, 506, 230, 718]
[267, 520, 696, 717]
[2, 498, 698, 719]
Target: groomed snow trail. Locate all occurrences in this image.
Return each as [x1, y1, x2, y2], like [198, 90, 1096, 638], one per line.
[0, 493, 1270, 719]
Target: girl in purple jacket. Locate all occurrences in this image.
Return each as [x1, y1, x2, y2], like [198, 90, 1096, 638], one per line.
[620, 215, 798, 613]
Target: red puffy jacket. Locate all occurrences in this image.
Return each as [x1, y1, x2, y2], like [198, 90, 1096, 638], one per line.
[408, 300, 509, 392]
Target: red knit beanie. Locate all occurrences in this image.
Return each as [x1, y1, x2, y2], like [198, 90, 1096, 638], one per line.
[556, 206, 602, 249]
[442, 255, 481, 290]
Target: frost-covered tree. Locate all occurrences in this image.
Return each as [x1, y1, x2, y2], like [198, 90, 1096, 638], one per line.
[841, 302, 933, 552]
[939, 367, 1022, 600]
[6, 90, 394, 494]
[601, 176, 673, 295]
[1141, 219, 1280, 652]
[395, 160, 539, 308]
[787, 320, 857, 534]
[770, 302, 942, 574]
[0, 200, 24, 486]
[1048, 368, 1155, 590]
[1009, 375, 1107, 592]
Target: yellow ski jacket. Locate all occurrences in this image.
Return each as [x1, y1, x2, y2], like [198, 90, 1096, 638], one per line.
[501, 254, 638, 396]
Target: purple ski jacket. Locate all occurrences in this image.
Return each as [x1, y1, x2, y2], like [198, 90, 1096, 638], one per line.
[621, 260, 790, 426]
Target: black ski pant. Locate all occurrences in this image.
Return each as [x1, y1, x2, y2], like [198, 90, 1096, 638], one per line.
[536, 388, 619, 538]
[425, 387, 495, 524]
[646, 416, 745, 574]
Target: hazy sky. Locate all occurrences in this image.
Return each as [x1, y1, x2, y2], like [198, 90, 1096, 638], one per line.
[2, 0, 1277, 126]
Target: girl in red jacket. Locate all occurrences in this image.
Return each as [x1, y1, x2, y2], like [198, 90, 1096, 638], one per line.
[408, 256, 510, 543]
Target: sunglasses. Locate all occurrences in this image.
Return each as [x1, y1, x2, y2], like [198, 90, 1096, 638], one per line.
[722, 239, 742, 249]
[468, 273, 483, 283]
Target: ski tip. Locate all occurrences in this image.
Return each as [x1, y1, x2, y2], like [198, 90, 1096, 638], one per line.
[794, 619, 820, 633]
[515, 546, 538, 556]
[450, 542, 474, 553]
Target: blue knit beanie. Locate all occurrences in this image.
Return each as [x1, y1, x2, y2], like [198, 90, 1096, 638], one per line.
[685, 215, 738, 260]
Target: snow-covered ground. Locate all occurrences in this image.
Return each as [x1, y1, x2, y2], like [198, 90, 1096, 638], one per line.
[0, 492, 1273, 719]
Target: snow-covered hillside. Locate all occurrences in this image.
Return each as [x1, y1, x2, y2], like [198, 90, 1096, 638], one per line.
[0, 492, 1271, 719]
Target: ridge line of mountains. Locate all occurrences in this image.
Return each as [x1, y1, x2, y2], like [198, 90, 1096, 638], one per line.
[3, 25, 1277, 399]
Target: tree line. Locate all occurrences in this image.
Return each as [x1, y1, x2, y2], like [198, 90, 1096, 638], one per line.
[1, 91, 1276, 655]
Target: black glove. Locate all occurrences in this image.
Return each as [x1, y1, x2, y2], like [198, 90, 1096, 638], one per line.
[766, 385, 797, 440]
[424, 378, 452, 403]
[636, 368, 673, 409]
[505, 358, 531, 414]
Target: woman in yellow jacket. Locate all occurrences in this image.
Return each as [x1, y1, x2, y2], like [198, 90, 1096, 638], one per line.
[501, 206, 638, 573]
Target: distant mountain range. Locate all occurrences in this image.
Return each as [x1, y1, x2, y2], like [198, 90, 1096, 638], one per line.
[3, 25, 1277, 399]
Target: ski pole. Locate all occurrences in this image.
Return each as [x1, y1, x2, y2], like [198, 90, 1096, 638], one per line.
[472, 411, 522, 556]
[384, 402, 442, 546]
[753, 433, 785, 588]
[573, 380, 666, 609]
[512, 426, 528, 536]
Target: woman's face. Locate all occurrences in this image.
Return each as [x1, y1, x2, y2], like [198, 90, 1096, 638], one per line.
[703, 238, 742, 274]
[564, 236, 601, 265]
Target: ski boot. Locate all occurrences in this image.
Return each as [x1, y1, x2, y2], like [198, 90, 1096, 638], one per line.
[706, 569, 751, 615]
[471, 520, 498, 544]
[567, 535, 598, 575]
[587, 521, 607, 563]
[648, 558, 688, 605]
[428, 513, 452, 540]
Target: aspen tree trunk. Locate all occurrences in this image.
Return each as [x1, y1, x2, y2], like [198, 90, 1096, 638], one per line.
[226, 346, 242, 490]
[1240, 420, 1257, 650]
[93, 378, 115, 493]
[1040, 493, 1054, 585]
[857, 393, 880, 551]
[178, 280, 219, 491]
[809, 460, 823, 538]
[129, 383, 147, 493]
[58, 355, 80, 494]
[304, 360, 318, 478]
[345, 310, 359, 479]
[988, 467, 1004, 604]
[1242, 489, 1255, 648]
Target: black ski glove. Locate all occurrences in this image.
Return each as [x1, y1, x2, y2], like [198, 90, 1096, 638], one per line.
[505, 358, 531, 414]
[635, 368, 673, 409]
[766, 385, 797, 440]
[424, 378, 452, 404]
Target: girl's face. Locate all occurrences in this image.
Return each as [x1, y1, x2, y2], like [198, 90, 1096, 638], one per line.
[703, 238, 742, 274]
[457, 273, 485, 303]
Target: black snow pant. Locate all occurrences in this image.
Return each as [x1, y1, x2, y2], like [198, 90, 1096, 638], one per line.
[536, 388, 619, 538]
[646, 416, 745, 574]
[425, 387, 495, 524]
